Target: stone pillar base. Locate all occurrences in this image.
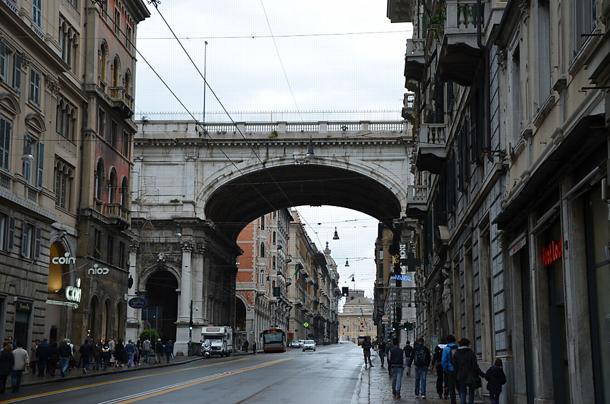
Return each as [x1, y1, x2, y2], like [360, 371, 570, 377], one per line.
[125, 322, 140, 343]
[174, 324, 192, 356]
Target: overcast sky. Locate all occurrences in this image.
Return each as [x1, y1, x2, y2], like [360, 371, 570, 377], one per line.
[134, 0, 412, 297]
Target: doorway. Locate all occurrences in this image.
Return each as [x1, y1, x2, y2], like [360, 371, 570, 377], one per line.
[144, 270, 178, 341]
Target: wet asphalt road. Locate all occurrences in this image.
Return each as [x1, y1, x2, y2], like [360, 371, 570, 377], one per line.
[0, 342, 364, 404]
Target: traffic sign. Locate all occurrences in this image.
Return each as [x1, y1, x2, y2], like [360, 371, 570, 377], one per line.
[303, 321, 310, 328]
[128, 296, 147, 309]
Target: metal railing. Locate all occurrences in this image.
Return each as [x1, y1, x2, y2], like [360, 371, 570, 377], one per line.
[102, 202, 130, 222]
[407, 185, 428, 203]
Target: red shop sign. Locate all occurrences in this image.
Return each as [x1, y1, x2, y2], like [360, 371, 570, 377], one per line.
[542, 240, 562, 266]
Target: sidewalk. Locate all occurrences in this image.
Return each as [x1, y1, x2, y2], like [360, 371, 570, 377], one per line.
[19, 355, 204, 388]
[353, 361, 486, 404]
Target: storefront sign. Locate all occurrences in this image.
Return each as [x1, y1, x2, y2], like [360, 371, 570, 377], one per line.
[51, 252, 76, 265]
[87, 263, 109, 275]
[391, 274, 413, 282]
[65, 278, 82, 304]
[542, 240, 562, 266]
[15, 302, 32, 312]
[128, 296, 147, 309]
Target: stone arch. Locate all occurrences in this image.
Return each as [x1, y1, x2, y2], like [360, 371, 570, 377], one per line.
[25, 112, 46, 133]
[140, 263, 181, 291]
[95, 158, 105, 200]
[143, 268, 179, 341]
[111, 55, 121, 87]
[102, 298, 111, 340]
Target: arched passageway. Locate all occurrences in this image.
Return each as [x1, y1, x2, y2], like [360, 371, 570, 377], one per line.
[144, 270, 178, 341]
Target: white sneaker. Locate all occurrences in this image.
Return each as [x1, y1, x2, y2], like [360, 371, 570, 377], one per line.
[422, 395, 426, 400]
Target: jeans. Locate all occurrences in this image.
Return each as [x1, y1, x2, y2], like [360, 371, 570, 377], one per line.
[415, 366, 427, 396]
[445, 371, 457, 404]
[127, 353, 134, 367]
[436, 366, 447, 397]
[490, 391, 500, 404]
[391, 366, 404, 396]
[378, 351, 385, 366]
[59, 357, 70, 377]
[11, 370, 23, 392]
[459, 384, 475, 404]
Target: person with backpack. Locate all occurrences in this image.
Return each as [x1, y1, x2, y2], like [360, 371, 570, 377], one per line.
[431, 338, 448, 399]
[454, 338, 485, 404]
[403, 340, 413, 376]
[442, 334, 458, 404]
[412, 337, 431, 399]
[388, 338, 405, 399]
[485, 358, 506, 404]
[377, 339, 386, 368]
[58, 339, 72, 377]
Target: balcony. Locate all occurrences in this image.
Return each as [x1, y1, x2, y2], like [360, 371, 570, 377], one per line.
[401, 93, 415, 123]
[415, 123, 447, 174]
[109, 86, 134, 117]
[387, 0, 416, 23]
[406, 185, 428, 219]
[101, 203, 130, 226]
[404, 38, 425, 87]
[438, 0, 484, 85]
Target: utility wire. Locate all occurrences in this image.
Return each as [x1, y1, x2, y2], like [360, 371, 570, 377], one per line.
[138, 30, 411, 40]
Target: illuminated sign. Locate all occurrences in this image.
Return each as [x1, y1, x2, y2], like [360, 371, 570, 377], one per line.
[391, 274, 413, 282]
[65, 278, 82, 304]
[88, 263, 109, 275]
[51, 252, 76, 265]
[542, 240, 562, 267]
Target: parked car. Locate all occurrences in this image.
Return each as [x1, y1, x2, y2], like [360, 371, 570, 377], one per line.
[302, 340, 316, 352]
[290, 340, 302, 348]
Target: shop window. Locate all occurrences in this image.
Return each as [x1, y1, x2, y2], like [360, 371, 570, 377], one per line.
[32, 0, 42, 27]
[48, 242, 67, 293]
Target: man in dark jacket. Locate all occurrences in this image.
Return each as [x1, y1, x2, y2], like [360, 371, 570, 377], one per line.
[79, 339, 92, 374]
[155, 339, 164, 364]
[0, 344, 14, 394]
[36, 339, 50, 377]
[388, 339, 405, 399]
[362, 336, 373, 368]
[442, 335, 458, 404]
[485, 358, 506, 404]
[412, 337, 431, 399]
[431, 338, 448, 399]
[403, 341, 413, 376]
[453, 338, 485, 404]
[377, 339, 386, 368]
[58, 339, 72, 377]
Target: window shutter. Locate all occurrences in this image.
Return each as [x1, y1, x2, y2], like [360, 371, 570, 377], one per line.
[13, 53, 21, 91]
[21, 224, 28, 257]
[36, 142, 44, 188]
[8, 217, 15, 250]
[34, 227, 42, 258]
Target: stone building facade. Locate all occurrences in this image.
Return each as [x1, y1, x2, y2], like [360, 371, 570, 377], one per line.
[0, 0, 148, 350]
[390, 0, 610, 402]
[338, 290, 374, 343]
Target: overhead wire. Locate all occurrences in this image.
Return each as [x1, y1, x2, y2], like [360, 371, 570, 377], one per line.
[138, 30, 411, 40]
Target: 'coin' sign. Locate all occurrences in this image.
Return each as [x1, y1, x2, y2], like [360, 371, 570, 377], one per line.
[88, 263, 109, 275]
[52, 252, 76, 265]
[65, 278, 82, 304]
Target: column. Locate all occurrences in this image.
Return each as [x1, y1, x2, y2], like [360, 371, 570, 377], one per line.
[192, 253, 204, 340]
[174, 242, 192, 356]
[125, 243, 140, 342]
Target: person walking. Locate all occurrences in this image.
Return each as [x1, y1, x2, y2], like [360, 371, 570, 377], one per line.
[485, 358, 506, 404]
[0, 344, 14, 395]
[403, 340, 413, 376]
[79, 340, 92, 374]
[36, 339, 49, 377]
[115, 340, 126, 368]
[412, 337, 431, 399]
[252, 341, 257, 355]
[377, 339, 386, 368]
[11, 343, 28, 393]
[362, 336, 373, 368]
[47, 342, 59, 376]
[431, 338, 448, 399]
[242, 340, 249, 352]
[454, 338, 485, 404]
[58, 339, 72, 377]
[163, 340, 173, 363]
[125, 340, 135, 367]
[386, 341, 392, 376]
[388, 338, 405, 400]
[155, 339, 164, 364]
[442, 335, 458, 404]
[142, 338, 151, 364]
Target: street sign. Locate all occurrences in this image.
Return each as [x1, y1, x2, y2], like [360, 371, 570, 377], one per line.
[128, 296, 147, 309]
[303, 321, 310, 328]
[391, 274, 413, 282]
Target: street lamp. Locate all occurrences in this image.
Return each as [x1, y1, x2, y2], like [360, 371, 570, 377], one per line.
[333, 227, 339, 240]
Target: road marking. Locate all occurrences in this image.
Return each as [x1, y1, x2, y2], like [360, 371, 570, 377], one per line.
[99, 358, 292, 404]
[0, 358, 249, 404]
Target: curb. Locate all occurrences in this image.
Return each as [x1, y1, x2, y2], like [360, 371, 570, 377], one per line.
[20, 356, 204, 388]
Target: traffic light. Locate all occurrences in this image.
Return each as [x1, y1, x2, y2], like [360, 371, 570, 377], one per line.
[392, 322, 399, 332]
[402, 321, 414, 331]
[341, 287, 349, 297]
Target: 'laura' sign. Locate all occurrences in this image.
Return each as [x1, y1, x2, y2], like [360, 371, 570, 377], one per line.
[542, 240, 562, 267]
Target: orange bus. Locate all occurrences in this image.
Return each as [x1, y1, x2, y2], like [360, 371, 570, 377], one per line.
[261, 328, 286, 353]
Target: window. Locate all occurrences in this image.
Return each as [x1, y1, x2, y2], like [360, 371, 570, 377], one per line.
[20, 223, 33, 258]
[56, 96, 77, 141]
[0, 42, 7, 82]
[125, 25, 132, 48]
[93, 228, 102, 258]
[120, 176, 128, 207]
[0, 117, 11, 171]
[29, 69, 41, 106]
[95, 159, 104, 200]
[114, 9, 121, 35]
[32, 0, 42, 28]
[122, 131, 130, 157]
[22, 135, 44, 187]
[99, 42, 108, 85]
[97, 108, 106, 138]
[0, 42, 22, 92]
[108, 168, 117, 203]
[118, 242, 126, 268]
[573, 0, 597, 54]
[59, 18, 78, 72]
[538, 0, 551, 105]
[272, 231, 276, 245]
[260, 216, 265, 230]
[510, 46, 522, 145]
[107, 235, 114, 264]
[260, 242, 265, 258]
[67, 0, 78, 9]
[54, 158, 73, 210]
[0, 212, 6, 250]
[110, 121, 118, 147]
[111, 56, 120, 87]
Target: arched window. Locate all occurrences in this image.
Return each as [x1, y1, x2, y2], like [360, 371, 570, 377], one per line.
[120, 176, 128, 207]
[111, 55, 120, 87]
[260, 242, 265, 258]
[272, 231, 276, 245]
[98, 41, 108, 84]
[124, 69, 132, 95]
[95, 159, 104, 200]
[108, 168, 117, 203]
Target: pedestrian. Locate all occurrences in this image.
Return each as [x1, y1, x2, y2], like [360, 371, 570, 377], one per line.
[125, 340, 135, 367]
[388, 338, 405, 400]
[11, 342, 28, 393]
[362, 336, 373, 368]
[142, 338, 151, 364]
[101, 341, 110, 371]
[252, 341, 257, 355]
[164, 340, 173, 363]
[442, 334, 458, 404]
[412, 337, 431, 399]
[431, 338, 448, 399]
[47, 342, 59, 376]
[0, 343, 14, 395]
[134, 343, 140, 366]
[386, 340, 392, 376]
[485, 358, 506, 404]
[155, 339, 164, 364]
[454, 338, 485, 404]
[36, 339, 49, 377]
[115, 340, 126, 368]
[93, 340, 103, 371]
[242, 340, 249, 352]
[79, 340, 92, 374]
[58, 339, 72, 377]
[377, 339, 386, 368]
[403, 340, 413, 376]
[30, 340, 39, 374]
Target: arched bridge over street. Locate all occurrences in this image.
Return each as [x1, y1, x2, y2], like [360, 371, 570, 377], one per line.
[132, 119, 414, 240]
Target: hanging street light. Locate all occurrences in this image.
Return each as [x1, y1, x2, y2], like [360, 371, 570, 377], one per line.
[345, 259, 350, 267]
[333, 227, 339, 240]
